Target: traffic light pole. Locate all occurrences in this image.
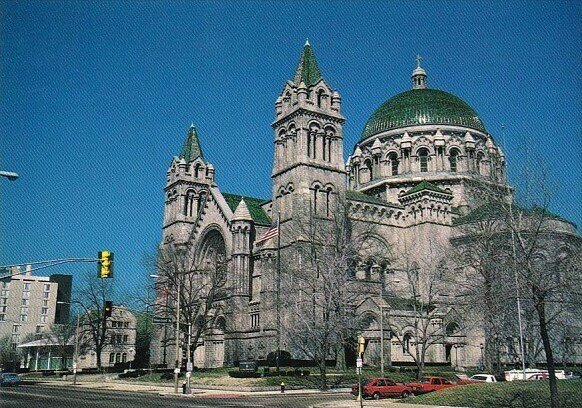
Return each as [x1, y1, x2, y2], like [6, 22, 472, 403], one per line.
[174, 279, 181, 394]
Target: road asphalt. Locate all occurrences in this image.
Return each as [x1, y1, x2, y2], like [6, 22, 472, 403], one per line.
[29, 376, 468, 408]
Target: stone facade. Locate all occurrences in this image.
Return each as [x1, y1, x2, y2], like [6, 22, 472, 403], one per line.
[151, 43, 580, 370]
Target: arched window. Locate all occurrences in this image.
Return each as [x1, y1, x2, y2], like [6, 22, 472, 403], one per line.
[364, 159, 373, 182]
[476, 152, 484, 175]
[115, 353, 121, 363]
[184, 190, 196, 217]
[446, 322, 460, 337]
[312, 184, 320, 215]
[388, 152, 399, 176]
[317, 89, 325, 108]
[122, 353, 127, 363]
[197, 191, 207, 216]
[194, 163, 202, 178]
[449, 148, 460, 172]
[418, 149, 429, 172]
[326, 186, 332, 216]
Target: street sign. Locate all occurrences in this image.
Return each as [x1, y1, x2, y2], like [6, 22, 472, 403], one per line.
[356, 358, 363, 368]
[187, 362, 193, 372]
[153, 317, 172, 324]
[174, 368, 180, 374]
[186, 371, 191, 378]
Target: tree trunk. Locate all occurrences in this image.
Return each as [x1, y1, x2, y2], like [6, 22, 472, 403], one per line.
[335, 344, 346, 371]
[319, 358, 328, 390]
[534, 290, 560, 408]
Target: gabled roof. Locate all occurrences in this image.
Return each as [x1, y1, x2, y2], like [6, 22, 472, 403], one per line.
[223, 193, 271, 226]
[179, 124, 204, 163]
[401, 180, 450, 197]
[293, 41, 322, 86]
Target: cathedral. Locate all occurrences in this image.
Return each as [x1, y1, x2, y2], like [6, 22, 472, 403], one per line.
[151, 42, 580, 370]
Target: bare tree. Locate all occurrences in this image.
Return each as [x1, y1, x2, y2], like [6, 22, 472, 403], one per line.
[384, 243, 450, 379]
[46, 321, 76, 369]
[75, 272, 115, 370]
[149, 243, 228, 368]
[280, 199, 370, 390]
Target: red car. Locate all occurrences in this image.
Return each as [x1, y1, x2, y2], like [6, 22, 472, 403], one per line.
[351, 377, 413, 399]
[407, 376, 457, 394]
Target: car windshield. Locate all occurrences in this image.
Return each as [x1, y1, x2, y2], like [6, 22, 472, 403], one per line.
[418, 378, 430, 383]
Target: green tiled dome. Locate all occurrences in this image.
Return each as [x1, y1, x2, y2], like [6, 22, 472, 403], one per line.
[361, 88, 486, 141]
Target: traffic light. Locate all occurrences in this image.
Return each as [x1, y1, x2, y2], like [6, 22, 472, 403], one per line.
[357, 336, 369, 359]
[104, 300, 113, 318]
[98, 251, 114, 278]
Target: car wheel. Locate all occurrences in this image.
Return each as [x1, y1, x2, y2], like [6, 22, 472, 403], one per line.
[401, 391, 410, 399]
[372, 392, 381, 400]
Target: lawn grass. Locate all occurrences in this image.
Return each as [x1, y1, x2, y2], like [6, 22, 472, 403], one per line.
[401, 380, 582, 408]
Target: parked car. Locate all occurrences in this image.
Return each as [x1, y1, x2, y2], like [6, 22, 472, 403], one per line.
[407, 376, 457, 395]
[0, 373, 21, 387]
[351, 377, 413, 399]
[457, 373, 498, 384]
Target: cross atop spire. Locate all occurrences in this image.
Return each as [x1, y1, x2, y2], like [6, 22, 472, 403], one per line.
[416, 54, 422, 68]
[293, 41, 322, 86]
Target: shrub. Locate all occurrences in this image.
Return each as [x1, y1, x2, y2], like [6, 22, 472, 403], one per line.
[228, 370, 261, 378]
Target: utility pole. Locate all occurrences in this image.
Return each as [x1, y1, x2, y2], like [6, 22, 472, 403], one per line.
[73, 314, 80, 385]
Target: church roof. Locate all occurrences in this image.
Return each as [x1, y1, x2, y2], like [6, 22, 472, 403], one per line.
[401, 180, 450, 197]
[179, 124, 204, 163]
[346, 190, 403, 208]
[223, 193, 271, 226]
[361, 88, 486, 141]
[293, 41, 322, 86]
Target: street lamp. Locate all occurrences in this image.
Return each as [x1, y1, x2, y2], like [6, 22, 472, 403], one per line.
[56, 301, 81, 385]
[0, 171, 19, 181]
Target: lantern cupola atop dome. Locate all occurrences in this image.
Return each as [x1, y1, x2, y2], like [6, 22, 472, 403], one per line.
[411, 54, 427, 89]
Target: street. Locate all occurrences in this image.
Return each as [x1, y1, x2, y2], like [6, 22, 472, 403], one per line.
[0, 384, 352, 408]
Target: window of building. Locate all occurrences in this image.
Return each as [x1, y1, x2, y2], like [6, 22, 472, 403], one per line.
[123, 335, 128, 343]
[11, 333, 20, 344]
[20, 314, 28, 322]
[1, 281, 9, 289]
[0, 314, 5, 321]
[122, 353, 127, 363]
[403, 333, 412, 353]
[449, 149, 460, 172]
[43, 284, 51, 291]
[21, 298, 29, 306]
[0, 298, 6, 305]
[12, 324, 20, 333]
[42, 299, 48, 307]
[117, 335, 123, 344]
[388, 152, 399, 176]
[109, 353, 115, 364]
[22, 291, 30, 299]
[0, 306, 6, 313]
[23, 283, 31, 291]
[124, 322, 129, 328]
[21, 307, 29, 315]
[40, 315, 47, 323]
[418, 149, 429, 172]
[42, 291, 50, 299]
[0, 290, 7, 298]
[36, 325, 44, 334]
[41, 307, 48, 315]
[115, 353, 121, 363]
[250, 313, 259, 328]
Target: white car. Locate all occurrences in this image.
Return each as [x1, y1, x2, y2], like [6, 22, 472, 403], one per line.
[469, 374, 497, 383]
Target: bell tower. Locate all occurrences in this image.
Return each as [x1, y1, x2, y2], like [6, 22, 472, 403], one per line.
[271, 41, 346, 226]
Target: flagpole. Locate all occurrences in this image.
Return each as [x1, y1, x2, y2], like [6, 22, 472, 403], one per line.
[276, 211, 281, 374]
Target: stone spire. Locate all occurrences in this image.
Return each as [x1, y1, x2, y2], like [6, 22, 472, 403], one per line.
[411, 54, 427, 89]
[232, 198, 252, 221]
[179, 123, 204, 163]
[293, 41, 322, 86]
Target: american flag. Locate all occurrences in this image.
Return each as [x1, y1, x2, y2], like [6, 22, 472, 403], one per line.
[255, 219, 279, 245]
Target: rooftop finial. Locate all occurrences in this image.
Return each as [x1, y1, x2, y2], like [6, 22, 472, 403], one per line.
[411, 54, 427, 90]
[305, 38, 310, 46]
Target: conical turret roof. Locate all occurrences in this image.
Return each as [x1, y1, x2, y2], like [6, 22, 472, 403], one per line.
[179, 124, 204, 163]
[232, 198, 252, 221]
[293, 40, 322, 86]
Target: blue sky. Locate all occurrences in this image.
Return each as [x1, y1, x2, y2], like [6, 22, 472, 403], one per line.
[1, 1, 580, 305]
